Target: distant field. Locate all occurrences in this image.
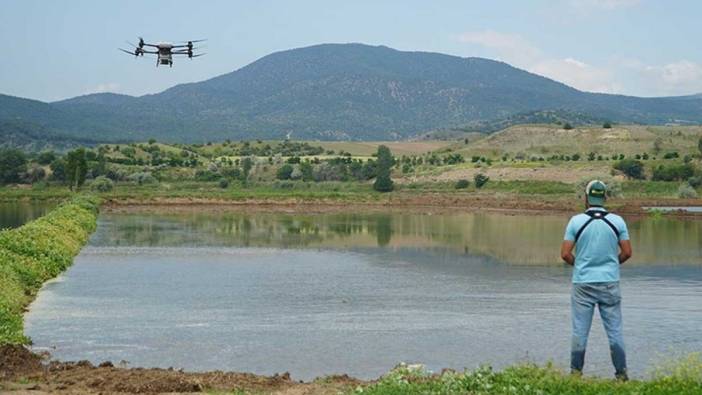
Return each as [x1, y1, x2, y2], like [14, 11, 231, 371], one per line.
[453, 124, 701, 158]
[313, 140, 453, 156]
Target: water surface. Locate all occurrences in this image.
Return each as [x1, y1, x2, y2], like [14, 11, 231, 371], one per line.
[0, 201, 55, 229]
[25, 210, 702, 380]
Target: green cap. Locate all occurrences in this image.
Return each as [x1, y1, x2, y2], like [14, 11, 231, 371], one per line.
[585, 180, 607, 206]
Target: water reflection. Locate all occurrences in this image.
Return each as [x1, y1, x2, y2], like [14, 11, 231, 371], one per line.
[0, 202, 56, 229]
[93, 210, 702, 265]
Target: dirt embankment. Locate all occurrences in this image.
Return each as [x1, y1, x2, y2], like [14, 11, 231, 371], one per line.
[0, 345, 362, 395]
[101, 194, 702, 218]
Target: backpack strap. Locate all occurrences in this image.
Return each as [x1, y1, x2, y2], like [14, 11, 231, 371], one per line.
[574, 210, 620, 244]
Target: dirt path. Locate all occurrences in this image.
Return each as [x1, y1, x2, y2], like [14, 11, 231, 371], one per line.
[1, 346, 362, 395]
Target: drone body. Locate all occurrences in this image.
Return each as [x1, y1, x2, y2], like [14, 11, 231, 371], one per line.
[120, 37, 206, 67]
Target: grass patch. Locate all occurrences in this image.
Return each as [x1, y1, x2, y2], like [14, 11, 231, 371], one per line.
[0, 195, 99, 345]
[353, 357, 702, 395]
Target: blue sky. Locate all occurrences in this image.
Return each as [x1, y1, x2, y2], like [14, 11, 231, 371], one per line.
[2, 0, 701, 101]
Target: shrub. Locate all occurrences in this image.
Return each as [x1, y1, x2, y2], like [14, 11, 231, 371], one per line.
[678, 184, 699, 199]
[127, 172, 158, 185]
[474, 173, 489, 188]
[603, 122, 612, 128]
[613, 159, 645, 180]
[689, 176, 702, 189]
[90, 176, 114, 192]
[21, 164, 46, 184]
[373, 173, 394, 192]
[663, 152, 680, 159]
[455, 179, 470, 189]
[563, 123, 573, 130]
[276, 164, 294, 180]
[652, 164, 695, 181]
[217, 178, 229, 189]
[194, 169, 220, 181]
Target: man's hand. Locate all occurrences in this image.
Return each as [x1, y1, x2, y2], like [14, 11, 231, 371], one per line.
[561, 240, 575, 266]
[619, 240, 632, 264]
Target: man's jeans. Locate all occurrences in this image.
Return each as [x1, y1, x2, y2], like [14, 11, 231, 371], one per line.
[571, 282, 627, 377]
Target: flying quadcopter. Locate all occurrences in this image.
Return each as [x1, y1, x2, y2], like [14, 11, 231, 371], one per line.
[119, 37, 206, 67]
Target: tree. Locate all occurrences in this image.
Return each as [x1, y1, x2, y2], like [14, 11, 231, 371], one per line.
[36, 150, 56, 165]
[0, 148, 27, 184]
[300, 162, 314, 181]
[49, 158, 66, 181]
[474, 173, 490, 188]
[653, 137, 663, 154]
[373, 145, 395, 192]
[241, 157, 253, 184]
[563, 123, 574, 130]
[614, 159, 645, 180]
[65, 148, 88, 191]
[276, 164, 294, 180]
[603, 122, 612, 129]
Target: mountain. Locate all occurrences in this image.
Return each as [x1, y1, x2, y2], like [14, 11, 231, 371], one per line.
[2, 43, 702, 144]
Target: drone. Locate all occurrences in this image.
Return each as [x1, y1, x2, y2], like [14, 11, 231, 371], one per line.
[119, 37, 206, 67]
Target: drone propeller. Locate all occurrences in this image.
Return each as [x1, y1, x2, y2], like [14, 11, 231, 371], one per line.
[119, 48, 140, 57]
[190, 53, 206, 58]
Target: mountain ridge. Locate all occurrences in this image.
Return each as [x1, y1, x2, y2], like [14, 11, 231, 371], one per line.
[2, 43, 702, 144]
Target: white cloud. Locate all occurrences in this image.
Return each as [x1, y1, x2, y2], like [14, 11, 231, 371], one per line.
[456, 30, 702, 96]
[457, 30, 617, 93]
[85, 82, 120, 94]
[530, 57, 621, 93]
[457, 30, 541, 66]
[623, 59, 702, 96]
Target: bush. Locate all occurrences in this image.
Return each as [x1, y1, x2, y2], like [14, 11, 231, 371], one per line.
[373, 173, 394, 192]
[90, 176, 114, 192]
[689, 176, 702, 189]
[127, 172, 158, 185]
[195, 169, 220, 181]
[613, 159, 645, 180]
[218, 178, 229, 189]
[603, 122, 612, 129]
[678, 184, 699, 199]
[563, 123, 573, 130]
[652, 164, 695, 181]
[276, 164, 294, 180]
[474, 173, 489, 189]
[455, 179, 470, 189]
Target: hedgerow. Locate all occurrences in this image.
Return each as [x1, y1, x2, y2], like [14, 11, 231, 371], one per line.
[0, 195, 99, 344]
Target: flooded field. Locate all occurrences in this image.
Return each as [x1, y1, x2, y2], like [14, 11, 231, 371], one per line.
[22, 209, 702, 380]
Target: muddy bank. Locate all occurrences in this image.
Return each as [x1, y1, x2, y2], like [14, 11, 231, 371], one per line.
[102, 195, 702, 217]
[0, 345, 362, 394]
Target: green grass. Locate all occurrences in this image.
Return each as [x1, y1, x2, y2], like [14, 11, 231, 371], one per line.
[352, 357, 702, 395]
[0, 195, 99, 344]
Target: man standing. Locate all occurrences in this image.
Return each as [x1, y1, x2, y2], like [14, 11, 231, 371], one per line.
[560, 180, 632, 380]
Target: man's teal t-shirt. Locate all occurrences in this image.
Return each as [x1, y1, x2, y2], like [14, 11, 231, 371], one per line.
[564, 207, 629, 283]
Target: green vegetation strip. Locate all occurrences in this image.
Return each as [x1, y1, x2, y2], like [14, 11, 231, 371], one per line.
[0, 196, 99, 344]
[352, 358, 702, 395]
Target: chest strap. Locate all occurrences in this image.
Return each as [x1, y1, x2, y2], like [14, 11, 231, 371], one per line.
[574, 210, 620, 244]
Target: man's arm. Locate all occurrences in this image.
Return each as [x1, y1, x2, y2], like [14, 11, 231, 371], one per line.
[561, 240, 575, 266]
[618, 240, 632, 264]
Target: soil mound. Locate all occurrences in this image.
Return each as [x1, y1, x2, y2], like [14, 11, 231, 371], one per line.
[0, 345, 43, 380]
